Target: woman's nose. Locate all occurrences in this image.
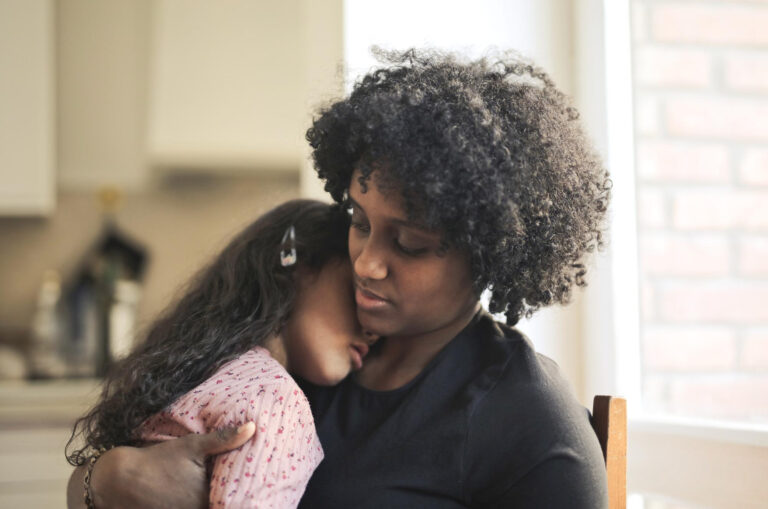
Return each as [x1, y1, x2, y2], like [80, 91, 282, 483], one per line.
[353, 239, 388, 281]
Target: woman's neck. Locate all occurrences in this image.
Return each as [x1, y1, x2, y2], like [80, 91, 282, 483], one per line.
[354, 300, 481, 391]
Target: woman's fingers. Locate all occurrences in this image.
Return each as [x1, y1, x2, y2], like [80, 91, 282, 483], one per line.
[183, 421, 257, 458]
[65, 425, 257, 509]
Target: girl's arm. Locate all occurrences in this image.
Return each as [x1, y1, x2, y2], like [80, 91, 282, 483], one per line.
[208, 387, 324, 508]
[66, 423, 255, 509]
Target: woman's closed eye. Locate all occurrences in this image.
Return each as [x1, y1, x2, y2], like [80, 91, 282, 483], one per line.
[350, 218, 370, 234]
[348, 203, 369, 233]
[351, 220, 429, 256]
[394, 237, 429, 256]
[349, 202, 434, 256]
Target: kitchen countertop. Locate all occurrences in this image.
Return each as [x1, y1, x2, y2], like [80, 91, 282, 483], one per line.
[0, 378, 101, 428]
[0, 379, 102, 508]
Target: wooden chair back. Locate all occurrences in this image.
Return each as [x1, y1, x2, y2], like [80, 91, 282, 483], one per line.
[592, 395, 627, 509]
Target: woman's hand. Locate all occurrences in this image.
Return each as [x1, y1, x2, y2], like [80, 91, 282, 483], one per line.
[67, 423, 256, 509]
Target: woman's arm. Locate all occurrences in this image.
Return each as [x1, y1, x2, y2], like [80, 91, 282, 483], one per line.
[66, 423, 255, 509]
[66, 464, 87, 509]
[481, 452, 608, 509]
[464, 356, 608, 508]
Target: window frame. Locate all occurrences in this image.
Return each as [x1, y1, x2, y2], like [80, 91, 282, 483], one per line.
[577, 0, 768, 506]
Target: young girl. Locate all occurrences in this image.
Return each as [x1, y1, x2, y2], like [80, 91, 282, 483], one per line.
[67, 199, 376, 508]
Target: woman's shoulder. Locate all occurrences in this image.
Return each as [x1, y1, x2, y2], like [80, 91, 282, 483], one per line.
[460, 312, 593, 441]
[467, 312, 567, 379]
[461, 314, 607, 505]
[460, 312, 557, 385]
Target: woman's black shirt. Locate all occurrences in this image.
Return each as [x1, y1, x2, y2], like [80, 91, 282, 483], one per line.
[296, 311, 608, 508]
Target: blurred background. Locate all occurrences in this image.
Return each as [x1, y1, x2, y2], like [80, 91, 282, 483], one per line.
[1, 0, 766, 507]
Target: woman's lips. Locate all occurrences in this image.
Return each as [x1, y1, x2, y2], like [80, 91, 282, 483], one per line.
[354, 284, 391, 311]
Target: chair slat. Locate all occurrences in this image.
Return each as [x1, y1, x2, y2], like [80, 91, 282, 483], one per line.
[592, 395, 627, 509]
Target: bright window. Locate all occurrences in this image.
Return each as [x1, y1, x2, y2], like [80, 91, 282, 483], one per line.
[630, 0, 768, 426]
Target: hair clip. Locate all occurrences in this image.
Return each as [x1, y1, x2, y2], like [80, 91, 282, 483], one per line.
[280, 225, 297, 267]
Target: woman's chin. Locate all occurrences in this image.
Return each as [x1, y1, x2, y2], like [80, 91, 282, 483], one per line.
[356, 313, 391, 338]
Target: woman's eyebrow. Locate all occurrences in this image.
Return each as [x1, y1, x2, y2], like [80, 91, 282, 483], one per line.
[347, 198, 369, 220]
[348, 197, 364, 213]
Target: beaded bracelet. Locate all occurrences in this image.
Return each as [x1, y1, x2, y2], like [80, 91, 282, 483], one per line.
[83, 447, 109, 509]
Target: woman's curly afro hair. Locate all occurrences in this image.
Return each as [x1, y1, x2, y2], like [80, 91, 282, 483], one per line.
[307, 48, 611, 325]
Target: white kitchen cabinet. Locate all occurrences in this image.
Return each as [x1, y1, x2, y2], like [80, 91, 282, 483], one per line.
[56, 0, 152, 190]
[148, 0, 309, 173]
[0, 0, 55, 215]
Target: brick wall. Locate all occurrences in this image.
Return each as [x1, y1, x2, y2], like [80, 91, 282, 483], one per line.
[632, 0, 768, 423]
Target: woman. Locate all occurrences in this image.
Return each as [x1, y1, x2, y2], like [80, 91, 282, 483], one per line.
[68, 49, 611, 508]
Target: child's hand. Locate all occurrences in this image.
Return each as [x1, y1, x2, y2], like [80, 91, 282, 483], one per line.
[67, 422, 256, 509]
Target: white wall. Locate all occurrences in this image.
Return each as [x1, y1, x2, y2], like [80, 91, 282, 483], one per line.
[298, 0, 345, 200]
[344, 0, 575, 93]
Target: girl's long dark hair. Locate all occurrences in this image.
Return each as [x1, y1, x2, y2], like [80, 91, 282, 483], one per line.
[67, 199, 349, 465]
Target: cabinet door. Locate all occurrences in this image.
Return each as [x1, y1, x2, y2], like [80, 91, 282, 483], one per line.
[148, 0, 307, 173]
[0, 0, 55, 215]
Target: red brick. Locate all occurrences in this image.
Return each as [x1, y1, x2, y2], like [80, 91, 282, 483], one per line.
[639, 233, 730, 276]
[635, 48, 712, 88]
[637, 188, 666, 228]
[740, 149, 768, 185]
[672, 190, 768, 231]
[658, 282, 768, 323]
[651, 4, 768, 45]
[643, 327, 736, 371]
[673, 191, 729, 230]
[727, 191, 768, 230]
[742, 330, 768, 369]
[725, 53, 768, 92]
[665, 97, 768, 141]
[668, 376, 768, 420]
[738, 236, 768, 275]
[636, 141, 730, 183]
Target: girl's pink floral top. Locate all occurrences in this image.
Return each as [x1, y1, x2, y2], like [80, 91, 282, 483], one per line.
[141, 347, 324, 508]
